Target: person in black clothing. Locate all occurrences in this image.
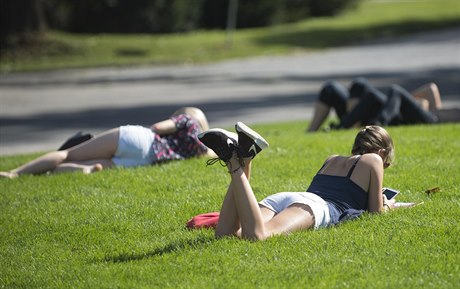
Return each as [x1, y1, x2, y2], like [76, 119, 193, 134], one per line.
[307, 78, 457, 132]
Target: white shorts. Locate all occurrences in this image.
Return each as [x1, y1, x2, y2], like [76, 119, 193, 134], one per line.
[259, 192, 331, 229]
[112, 125, 157, 167]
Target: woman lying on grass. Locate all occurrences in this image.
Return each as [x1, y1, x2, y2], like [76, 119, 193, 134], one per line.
[0, 107, 211, 179]
[198, 123, 396, 241]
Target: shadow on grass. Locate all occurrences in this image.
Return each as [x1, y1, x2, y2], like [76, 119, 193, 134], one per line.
[101, 235, 215, 263]
[255, 19, 460, 48]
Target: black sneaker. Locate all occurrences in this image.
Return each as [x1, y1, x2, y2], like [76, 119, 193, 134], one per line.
[198, 128, 238, 163]
[235, 122, 269, 159]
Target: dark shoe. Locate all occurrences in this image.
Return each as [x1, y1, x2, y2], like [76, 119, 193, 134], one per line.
[235, 122, 269, 159]
[58, 132, 93, 150]
[198, 128, 238, 163]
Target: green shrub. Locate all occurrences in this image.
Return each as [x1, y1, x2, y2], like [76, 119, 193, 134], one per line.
[307, 0, 361, 16]
[43, 0, 361, 33]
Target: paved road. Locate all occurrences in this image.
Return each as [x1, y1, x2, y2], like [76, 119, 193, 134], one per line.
[1, 28, 459, 156]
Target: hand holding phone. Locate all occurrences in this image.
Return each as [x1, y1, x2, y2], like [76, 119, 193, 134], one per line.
[382, 187, 399, 200]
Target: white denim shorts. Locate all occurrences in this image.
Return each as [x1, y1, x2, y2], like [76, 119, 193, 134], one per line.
[259, 192, 331, 229]
[112, 125, 157, 167]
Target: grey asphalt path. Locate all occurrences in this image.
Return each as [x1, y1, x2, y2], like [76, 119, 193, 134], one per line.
[1, 27, 459, 156]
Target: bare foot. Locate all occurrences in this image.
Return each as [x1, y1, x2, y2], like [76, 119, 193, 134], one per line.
[82, 163, 103, 175]
[54, 163, 103, 175]
[0, 171, 18, 179]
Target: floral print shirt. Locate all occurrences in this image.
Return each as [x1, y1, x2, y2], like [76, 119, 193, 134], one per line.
[151, 114, 208, 163]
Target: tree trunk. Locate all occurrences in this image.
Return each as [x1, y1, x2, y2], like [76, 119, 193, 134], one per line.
[0, 0, 47, 47]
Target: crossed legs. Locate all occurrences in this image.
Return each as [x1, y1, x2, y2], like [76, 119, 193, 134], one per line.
[216, 155, 315, 241]
[199, 122, 315, 241]
[198, 123, 315, 241]
[0, 128, 119, 178]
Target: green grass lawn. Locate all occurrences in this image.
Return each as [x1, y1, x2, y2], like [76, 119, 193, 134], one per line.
[1, 122, 459, 288]
[1, 0, 460, 73]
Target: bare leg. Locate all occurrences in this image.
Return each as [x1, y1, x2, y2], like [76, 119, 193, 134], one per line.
[215, 158, 253, 237]
[215, 182, 242, 237]
[308, 80, 354, 132]
[225, 157, 265, 240]
[2, 128, 119, 177]
[411, 83, 442, 111]
[65, 128, 119, 161]
[308, 98, 363, 131]
[7, 150, 68, 176]
[263, 204, 315, 236]
[0, 171, 19, 179]
[307, 102, 331, 132]
[344, 98, 362, 128]
[346, 98, 360, 115]
[216, 154, 315, 241]
[53, 159, 115, 174]
[53, 163, 103, 174]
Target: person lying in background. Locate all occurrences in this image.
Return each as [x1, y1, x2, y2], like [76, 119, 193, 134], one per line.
[0, 107, 212, 179]
[307, 77, 459, 132]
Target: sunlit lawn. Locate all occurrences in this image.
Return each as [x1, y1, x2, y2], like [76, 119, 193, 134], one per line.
[1, 122, 459, 288]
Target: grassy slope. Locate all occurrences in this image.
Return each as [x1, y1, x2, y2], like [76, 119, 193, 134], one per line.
[1, 0, 460, 72]
[1, 122, 459, 288]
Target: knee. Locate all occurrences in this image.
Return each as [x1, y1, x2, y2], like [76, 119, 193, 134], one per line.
[353, 77, 368, 84]
[215, 230, 227, 239]
[349, 77, 370, 98]
[365, 86, 388, 106]
[47, 151, 69, 165]
[215, 230, 267, 241]
[427, 82, 439, 93]
[388, 84, 409, 101]
[318, 81, 344, 105]
[389, 84, 402, 91]
[242, 230, 268, 241]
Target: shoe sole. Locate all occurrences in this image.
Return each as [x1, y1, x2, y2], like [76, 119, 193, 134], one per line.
[235, 122, 269, 150]
[198, 128, 238, 162]
[198, 128, 238, 142]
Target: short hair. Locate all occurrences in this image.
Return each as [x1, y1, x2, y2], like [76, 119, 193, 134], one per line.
[172, 107, 209, 132]
[351, 126, 395, 167]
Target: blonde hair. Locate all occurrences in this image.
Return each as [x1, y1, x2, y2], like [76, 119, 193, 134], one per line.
[352, 125, 395, 167]
[172, 107, 209, 132]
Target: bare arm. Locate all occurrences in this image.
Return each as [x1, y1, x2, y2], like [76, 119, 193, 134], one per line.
[364, 154, 386, 213]
[411, 83, 442, 111]
[150, 119, 177, 135]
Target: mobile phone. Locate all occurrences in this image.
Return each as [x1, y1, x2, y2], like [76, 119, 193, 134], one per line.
[382, 187, 399, 200]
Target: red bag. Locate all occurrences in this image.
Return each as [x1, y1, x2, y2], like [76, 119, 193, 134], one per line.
[186, 212, 220, 229]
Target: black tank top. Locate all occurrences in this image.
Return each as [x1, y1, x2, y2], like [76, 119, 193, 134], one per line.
[307, 156, 369, 213]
